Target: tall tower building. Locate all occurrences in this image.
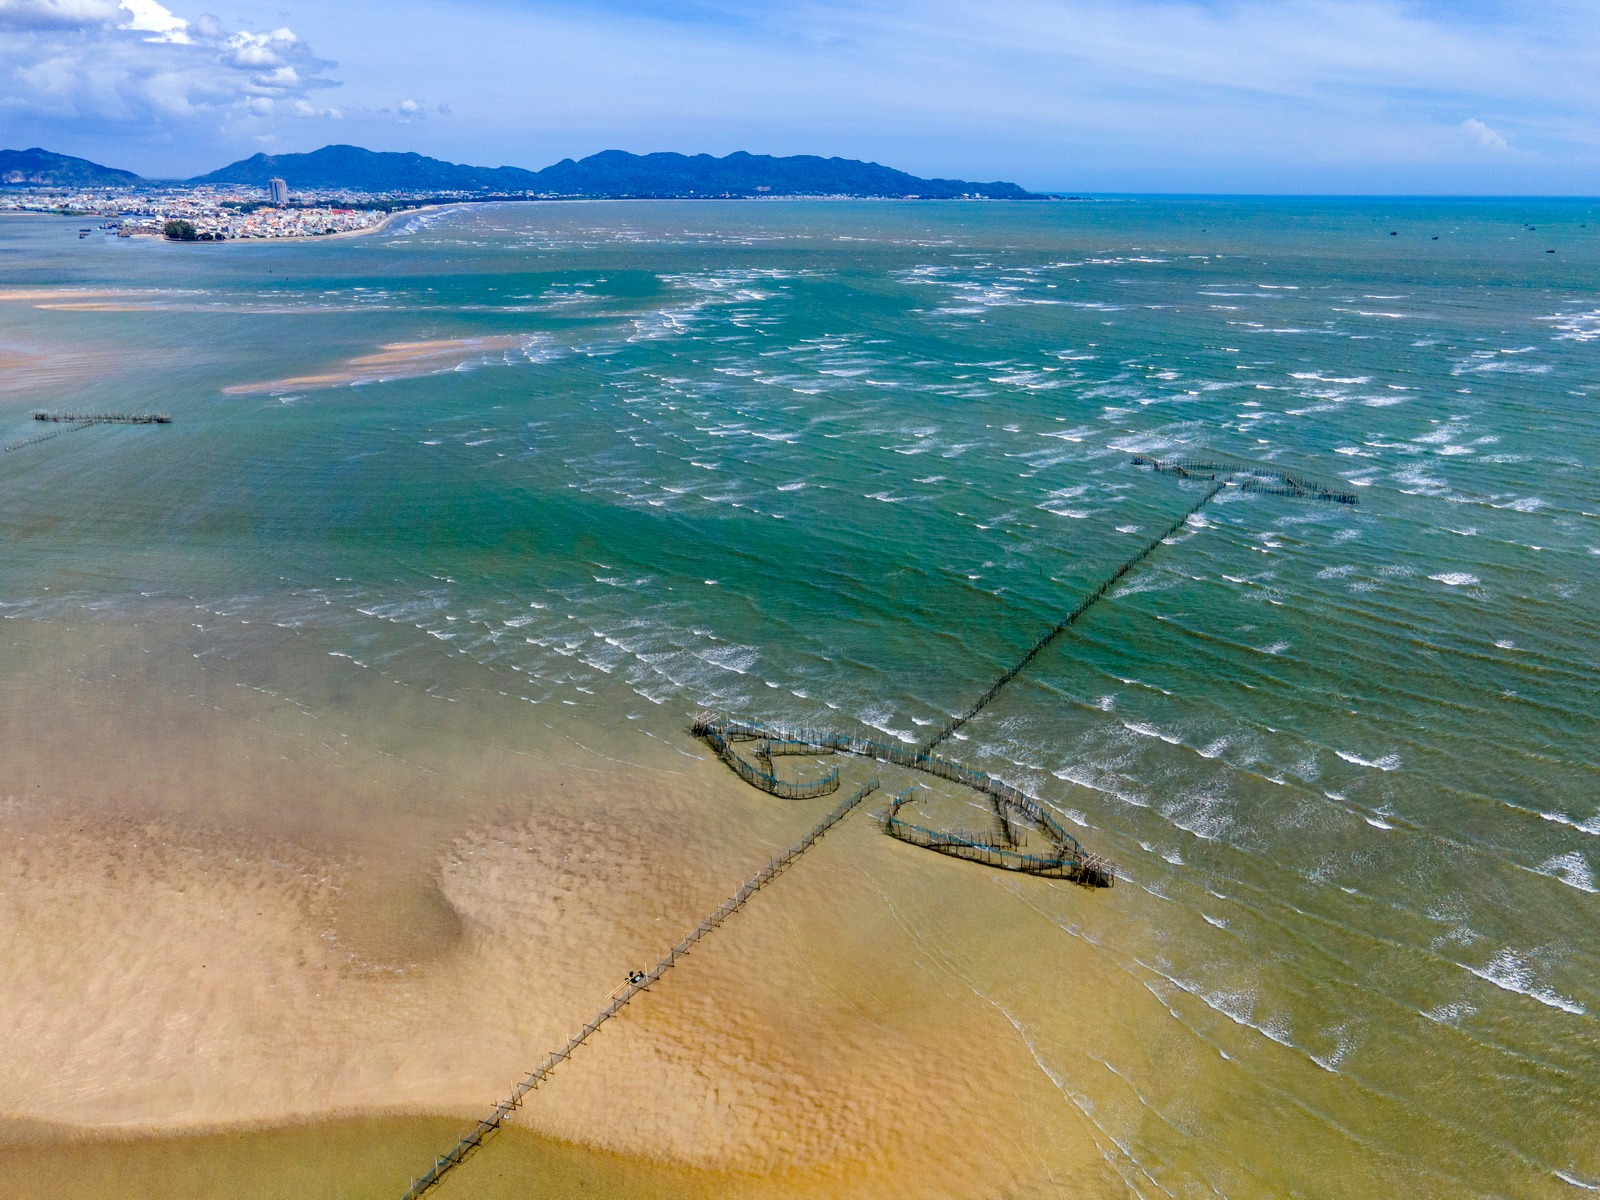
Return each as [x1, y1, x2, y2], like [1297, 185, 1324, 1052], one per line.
[268, 177, 289, 206]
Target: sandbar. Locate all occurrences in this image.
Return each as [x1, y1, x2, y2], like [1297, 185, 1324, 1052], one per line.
[224, 335, 532, 393]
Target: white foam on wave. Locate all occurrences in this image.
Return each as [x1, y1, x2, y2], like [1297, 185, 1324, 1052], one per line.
[1420, 1000, 1476, 1027]
[1308, 1025, 1357, 1074]
[1556, 1170, 1600, 1192]
[1537, 852, 1598, 894]
[1496, 496, 1546, 512]
[1539, 310, 1600, 343]
[1122, 719, 1181, 746]
[1464, 949, 1585, 1016]
[1336, 750, 1402, 771]
[1290, 372, 1370, 384]
[1172, 977, 1297, 1049]
[1452, 352, 1553, 376]
[1429, 572, 1480, 586]
[1540, 809, 1600, 836]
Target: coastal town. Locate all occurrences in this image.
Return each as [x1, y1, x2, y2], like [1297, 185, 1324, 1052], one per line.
[0, 145, 1051, 243]
[0, 177, 420, 240]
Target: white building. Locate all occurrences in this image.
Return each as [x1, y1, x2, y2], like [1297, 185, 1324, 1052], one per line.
[268, 177, 289, 206]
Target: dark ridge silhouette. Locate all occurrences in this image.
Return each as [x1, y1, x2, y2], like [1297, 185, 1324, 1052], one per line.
[0, 147, 141, 187]
[187, 144, 542, 191]
[190, 144, 1038, 198]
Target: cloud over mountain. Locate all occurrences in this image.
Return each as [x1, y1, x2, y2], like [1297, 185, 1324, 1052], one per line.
[3, 0, 1600, 190]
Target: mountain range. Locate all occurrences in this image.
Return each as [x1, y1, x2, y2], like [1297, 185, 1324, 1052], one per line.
[2, 144, 1038, 199]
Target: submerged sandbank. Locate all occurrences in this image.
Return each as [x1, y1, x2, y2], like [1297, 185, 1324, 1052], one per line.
[223, 335, 530, 394]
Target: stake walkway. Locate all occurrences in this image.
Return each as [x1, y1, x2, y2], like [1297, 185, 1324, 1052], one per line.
[397, 779, 880, 1200]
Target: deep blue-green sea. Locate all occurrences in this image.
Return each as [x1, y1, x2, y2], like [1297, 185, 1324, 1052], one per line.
[2, 198, 1597, 1198]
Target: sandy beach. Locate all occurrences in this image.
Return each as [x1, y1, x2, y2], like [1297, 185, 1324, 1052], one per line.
[324, 203, 456, 240]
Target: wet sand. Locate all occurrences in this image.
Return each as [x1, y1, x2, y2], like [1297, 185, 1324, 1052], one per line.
[0, 614, 1131, 1198]
[0, 1114, 891, 1200]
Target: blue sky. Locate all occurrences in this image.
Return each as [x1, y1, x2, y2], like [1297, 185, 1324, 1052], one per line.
[2, 0, 1597, 191]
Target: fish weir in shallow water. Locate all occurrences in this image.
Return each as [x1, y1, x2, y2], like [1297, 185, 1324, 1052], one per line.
[398, 450, 1374, 1196]
[692, 713, 1116, 887]
[32, 411, 172, 424]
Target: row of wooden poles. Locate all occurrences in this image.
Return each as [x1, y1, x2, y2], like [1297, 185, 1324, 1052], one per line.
[398, 778, 881, 1200]
[32, 411, 172, 424]
[923, 480, 1227, 751]
[3, 421, 96, 454]
[5, 413, 173, 455]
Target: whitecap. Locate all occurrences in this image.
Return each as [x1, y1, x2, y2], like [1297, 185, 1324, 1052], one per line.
[1336, 750, 1402, 771]
[1419, 1000, 1478, 1030]
[1429, 572, 1480, 586]
[1556, 1170, 1600, 1192]
[1465, 949, 1585, 1016]
[1538, 852, 1598, 894]
[1541, 810, 1600, 836]
[1123, 720, 1181, 745]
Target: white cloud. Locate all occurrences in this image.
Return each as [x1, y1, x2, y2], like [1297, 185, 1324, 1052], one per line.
[0, 0, 121, 30]
[3, 0, 1598, 187]
[289, 97, 338, 117]
[119, 0, 188, 42]
[0, 0, 336, 127]
[407, 0, 1600, 189]
[1461, 118, 1510, 151]
[224, 27, 299, 69]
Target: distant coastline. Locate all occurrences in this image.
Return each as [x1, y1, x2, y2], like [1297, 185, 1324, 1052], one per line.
[3, 144, 1048, 245]
[4, 144, 1041, 200]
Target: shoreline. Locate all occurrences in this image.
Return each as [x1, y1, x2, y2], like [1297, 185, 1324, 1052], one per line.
[322, 202, 455, 240]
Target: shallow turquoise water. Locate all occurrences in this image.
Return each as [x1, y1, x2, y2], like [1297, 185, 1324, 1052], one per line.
[2, 198, 1598, 1197]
